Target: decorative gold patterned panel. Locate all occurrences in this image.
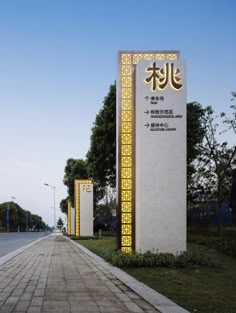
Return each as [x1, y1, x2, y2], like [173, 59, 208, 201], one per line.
[121, 111, 132, 122]
[121, 190, 132, 202]
[122, 224, 132, 235]
[121, 202, 132, 212]
[121, 167, 132, 179]
[121, 76, 132, 88]
[121, 246, 132, 254]
[121, 122, 132, 133]
[121, 213, 132, 224]
[121, 65, 132, 76]
[133, 54, 144, 64]
[166, 54, 177, 60]
[121, 99, 132, 110]
[121, 156, 132, 168]
[121, 145, 132, 156]
[121, 179, 132, 190]
[144, 54, 155, 60]
[121, 54, 132, 64]
[74, 180, 80, 237]
[121, 133, 132, 145]
[121, 236, 132, 246]
[121, 88, 132, 99]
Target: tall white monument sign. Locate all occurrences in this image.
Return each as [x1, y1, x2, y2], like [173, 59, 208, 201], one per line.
[117, 51, 186, 254]
[74, 179, 93, 237]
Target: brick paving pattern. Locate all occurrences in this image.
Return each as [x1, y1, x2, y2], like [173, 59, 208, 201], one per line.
[0, 235, 160, 313]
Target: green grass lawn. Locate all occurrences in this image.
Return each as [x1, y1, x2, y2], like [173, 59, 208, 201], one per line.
[77, 235, 117, 256]
[76, 235, 236, 313]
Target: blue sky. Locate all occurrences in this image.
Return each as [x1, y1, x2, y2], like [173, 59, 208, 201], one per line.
[0, 0, 235, 226]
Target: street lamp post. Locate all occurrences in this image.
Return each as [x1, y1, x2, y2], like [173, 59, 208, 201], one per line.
[44, 183, 56, 230]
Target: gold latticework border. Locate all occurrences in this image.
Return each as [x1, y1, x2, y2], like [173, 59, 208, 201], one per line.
[74, 179, 93, 237]
[118, 51, 179, 254]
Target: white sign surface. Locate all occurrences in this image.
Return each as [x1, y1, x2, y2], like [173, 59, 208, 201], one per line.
[70, 207, 75, 236]
[80, 184, 93, 236]
[135, 60, 186, 254]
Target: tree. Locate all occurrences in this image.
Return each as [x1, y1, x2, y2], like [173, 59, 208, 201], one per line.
[59, 197, 69, 215]
[187, 102, 205, 164]
[86, 83, 116, 203]
[57, 217, 64, 232]
[198, 106, 236, 234]
[187, 102, 206, 208]
[57, 217, 64, 226]
[31, 214, 45, 230]
[220, 91, 236, 136]
[221, 92, 236, 225]
[0, 202, 46, 231]
[62, 158, 88, 208]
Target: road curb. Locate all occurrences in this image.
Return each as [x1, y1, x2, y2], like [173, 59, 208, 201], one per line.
[0, 234, 52, 267]
[68, 237, 190, 313]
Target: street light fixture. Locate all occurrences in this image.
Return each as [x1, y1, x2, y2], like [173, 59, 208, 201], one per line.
[44, 183, 56, 230]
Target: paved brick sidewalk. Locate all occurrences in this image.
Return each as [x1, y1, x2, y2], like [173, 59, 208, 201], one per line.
[0, 234, 160, 313]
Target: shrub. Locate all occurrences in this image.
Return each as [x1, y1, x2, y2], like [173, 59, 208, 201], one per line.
[106, 249, 214, 268]
[75, 237, 215, 268]
[189, 236, 236, 257]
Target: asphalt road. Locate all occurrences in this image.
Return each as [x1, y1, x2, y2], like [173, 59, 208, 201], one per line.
[0, 232, 49, 257]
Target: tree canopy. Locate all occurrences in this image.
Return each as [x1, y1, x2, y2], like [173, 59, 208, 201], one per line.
[86, 83, 116, 202]
[57, 217, 64, 226]
[187, 94, 236, 231]
[0, 202, 47, 232]
[62, 158, 88, 208]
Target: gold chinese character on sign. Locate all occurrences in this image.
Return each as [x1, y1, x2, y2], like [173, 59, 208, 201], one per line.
[145, 62, 182, 91]
[82, 184, 91, 192]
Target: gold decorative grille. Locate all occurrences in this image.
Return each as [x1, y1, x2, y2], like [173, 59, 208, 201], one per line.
[74, 179, 93, 237]
[122, 224, 132, 235]
[122, 246, 132, 254]
[121, 202, 132, 212]
[121, 235, 132, 246]
[118, 51, 178, 253]
[121, 179, 132, 190]
[121, 167, 132, 179]
[121, 145, 132, 156]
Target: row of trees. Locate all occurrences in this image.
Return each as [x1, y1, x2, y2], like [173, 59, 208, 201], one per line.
[60, 83, 236, 233]
[0, 201, 47, 232]
[188, 94, 236, 233]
